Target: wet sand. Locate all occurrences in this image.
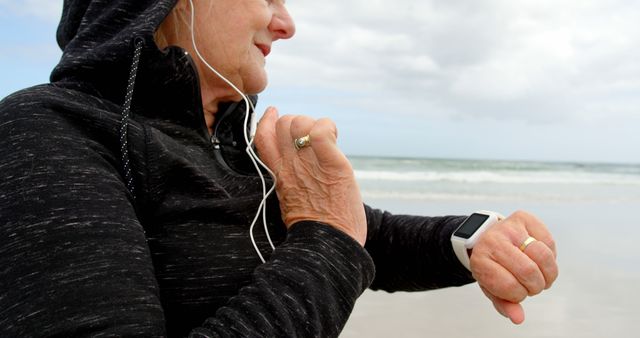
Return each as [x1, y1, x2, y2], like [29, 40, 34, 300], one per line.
[341, 199, 639, 337]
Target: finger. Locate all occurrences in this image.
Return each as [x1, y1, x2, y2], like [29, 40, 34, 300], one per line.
[255, 106, 280, 171]
[275, 115, 296, 159]
[472, 257, 529, 303]
[290, 115, 315, 139]
[480, 286, 525, 324]
[522, 239, 559, 289]
[494, 242, 546, 296]
[514, 211, 558, 257]
[508, 211, 559, 288]
[290, 115, 316, 159]
[309, 118, 345, 167]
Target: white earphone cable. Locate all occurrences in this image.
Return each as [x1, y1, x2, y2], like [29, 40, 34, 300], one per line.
[188, 0, 277, 263]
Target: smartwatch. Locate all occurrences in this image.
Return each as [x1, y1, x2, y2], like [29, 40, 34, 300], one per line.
[451, 211, 504, 270]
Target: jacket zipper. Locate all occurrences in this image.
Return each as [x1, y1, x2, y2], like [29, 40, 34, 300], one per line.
[210, 135, 221, 149]
[180, 48, 217, 147]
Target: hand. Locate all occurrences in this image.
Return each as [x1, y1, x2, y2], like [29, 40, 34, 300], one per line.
[469, 211, 558, 324]
[254, 107, 367, 246]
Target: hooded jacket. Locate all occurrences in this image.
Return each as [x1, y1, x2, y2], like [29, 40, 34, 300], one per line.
[0, 0, 473, 336]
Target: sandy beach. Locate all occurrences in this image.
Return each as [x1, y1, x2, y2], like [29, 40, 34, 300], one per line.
[341, 158, 639, 337]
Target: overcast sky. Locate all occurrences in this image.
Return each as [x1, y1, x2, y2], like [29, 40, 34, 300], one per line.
[1, 0, 638, 164]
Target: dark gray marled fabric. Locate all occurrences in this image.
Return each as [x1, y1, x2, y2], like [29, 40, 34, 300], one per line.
[0, 0, 473, 337]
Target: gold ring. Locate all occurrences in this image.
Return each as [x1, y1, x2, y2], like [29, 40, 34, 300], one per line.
[519, 236, 537, 252]
[294, 135, 311, 150]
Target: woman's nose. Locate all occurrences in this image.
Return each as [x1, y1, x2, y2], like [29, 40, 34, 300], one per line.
[269, 4, 296, 40]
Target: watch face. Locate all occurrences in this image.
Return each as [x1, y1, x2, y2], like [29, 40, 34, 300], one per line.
[454, 213, 490, 239]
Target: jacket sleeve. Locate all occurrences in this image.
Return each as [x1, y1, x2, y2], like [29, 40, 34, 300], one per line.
[0, 91, 374, 337]
[364, 204, 475, 292]
[190, 222, 374, 338]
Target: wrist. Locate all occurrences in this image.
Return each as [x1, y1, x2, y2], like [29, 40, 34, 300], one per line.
[451, 211, 503, 270]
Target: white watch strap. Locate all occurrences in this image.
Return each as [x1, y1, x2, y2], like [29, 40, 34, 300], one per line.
[452, 238, 471, 270]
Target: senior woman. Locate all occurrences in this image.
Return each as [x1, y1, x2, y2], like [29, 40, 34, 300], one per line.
[0, 0, 558, 337]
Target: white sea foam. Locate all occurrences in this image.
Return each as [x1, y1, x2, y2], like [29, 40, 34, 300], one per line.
[361, 190, 509, 201]
[354, 169, 640, 186]
[360, 189, 640, 203]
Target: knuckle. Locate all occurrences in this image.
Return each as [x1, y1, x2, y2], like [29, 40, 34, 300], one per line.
[547, 272, 559, 289]
[502, 279, 527, 303]
[529, 281, 544, 296]
[512, 210, 528, 219]
[317, 117, 336, 125]
[534, 276, 547, 295]
[539, 245, 555, 262]
[519, 261, 545, 296]
[519, 261, 538, 279]
[291, 115, 313, 131]
[551, 261, 560, 278]
[280, 114, 294, 123]
[546, 237, 557, 252]
[319, 118, 337, 132]
[513, 292, 527, 303]
[546, 262, 560, 287]
[311, 119, 337, 139]
[276, 114, 292, 129]
[501, 278, 517, 294]
[511, 210, 533, 224]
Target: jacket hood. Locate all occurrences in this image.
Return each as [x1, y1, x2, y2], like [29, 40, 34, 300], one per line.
[51, 0, 209, 125]
[50, 0, 260, 185]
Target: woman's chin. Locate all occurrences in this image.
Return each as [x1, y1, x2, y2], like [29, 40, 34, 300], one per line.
[238, 64, 268, 94]
[244, 77, 268, 95]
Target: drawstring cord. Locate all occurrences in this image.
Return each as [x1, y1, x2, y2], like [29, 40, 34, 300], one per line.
[119, 37, 144, 200]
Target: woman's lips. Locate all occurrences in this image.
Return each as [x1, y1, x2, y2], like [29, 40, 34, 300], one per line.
[255, 44, 271, 57]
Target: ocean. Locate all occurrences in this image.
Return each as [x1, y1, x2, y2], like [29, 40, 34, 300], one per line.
[342, 156, 640, 338]
[352, 156, 640, 204]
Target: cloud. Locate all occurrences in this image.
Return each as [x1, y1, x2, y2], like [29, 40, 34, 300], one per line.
[0, 0, 63, 22]
[268, 0, 640, 124]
